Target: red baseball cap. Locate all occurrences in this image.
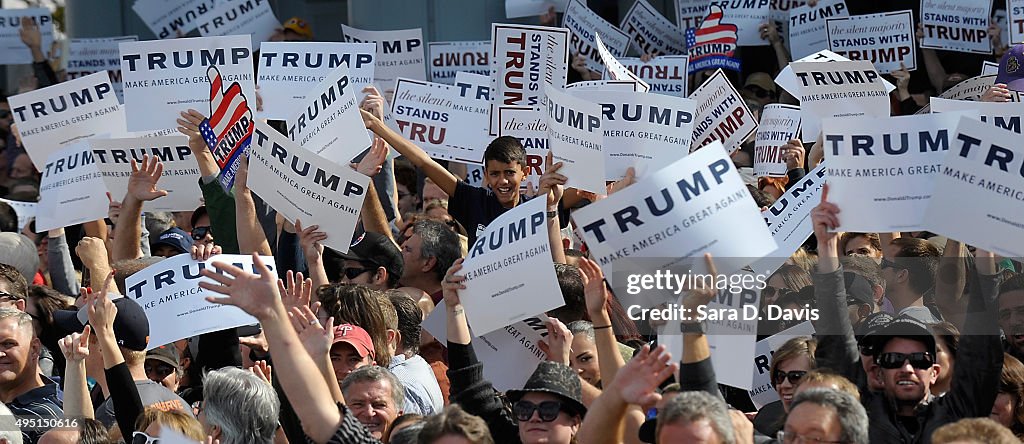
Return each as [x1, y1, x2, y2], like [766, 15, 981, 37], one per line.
[332, 324, 375, 360]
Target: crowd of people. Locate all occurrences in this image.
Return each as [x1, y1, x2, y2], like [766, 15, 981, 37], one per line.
[0, 0, 1021, 443]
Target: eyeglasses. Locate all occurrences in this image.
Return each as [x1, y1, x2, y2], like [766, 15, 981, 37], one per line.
[857, 343, 875, 357]
[876, 352, 934, 370]
[145, 362, 176, 379]
[513, 400, 564, 422]
[342, 267, 373, 280]
[191, 226, 211, 241]
[762, 286, 792, 300]
[772, 370, 807, 387]
[880, 258, 905, 270]
[777, 431, 845, 443]
[132, 431, 160, 444]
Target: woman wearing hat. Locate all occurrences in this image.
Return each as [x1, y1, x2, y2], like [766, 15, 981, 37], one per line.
[443, 259, 585, 444]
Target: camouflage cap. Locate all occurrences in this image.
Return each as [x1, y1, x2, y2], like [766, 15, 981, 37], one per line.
[507, 361, 586, 417]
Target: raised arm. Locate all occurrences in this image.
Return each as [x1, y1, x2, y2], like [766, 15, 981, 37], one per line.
[177, 109, 240, 254]
[234, 158, 273, 256]
[360, 109, 458, 197]
[75, 237, 112, 295]
[295, 220, 329, 289]
[934, 238, 968, 328]
[538, 153, 567, 264]
[47, 228, 80, 297]
[58, 326, 94, 419]
[113, 156, 168, 261]
[579, 258, 626, 383]
[89, 272, 144, 438]
[355, 138, 393, 242]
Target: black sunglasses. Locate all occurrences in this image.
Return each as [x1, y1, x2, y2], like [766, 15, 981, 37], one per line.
[513, 400, 563, 422]
[762, 286, 792, 300]
[876, 352, 934, 370]
[772, 370, 807, 387]
[342, 267, 373, 280]
[857, 343, 875, 357]
[745, 85, 771, 98]
[191, 226, 211, 241]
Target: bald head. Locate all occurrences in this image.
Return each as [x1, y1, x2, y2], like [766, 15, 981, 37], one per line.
[38, 428, 76, 444]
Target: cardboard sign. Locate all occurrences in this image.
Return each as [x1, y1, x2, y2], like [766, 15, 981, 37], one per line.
[826, 10, 916, 74]
[749, 321, 815, 409]
[707, 0, 771, 46]
[822, 113, 969, 232]
[676, 0, 711, 29]
[621, 0, 688, 56]
[595, 34, 651, 92]
[390, 78, 486, 164]
[35, 142, 109, 232]
[564, 80, 640, 92]
[489, 24, 570, 135]
[753, 104, 801, 177]
[982, 60, 999, 76]
[198, 65, 254, 192]
[131, 0, 215, 39]
[89, 136, 202, 212]
[124, 253, 271, 350]
[571, 142, 777, 283]
[564, 0, 632, 72]
[618, 56, 690, 97]
[920, 0, 991, 54]
[788, 60, 889, 142]
[930, 97, 1024, 134]
[1010, 0, 1024, 49]
[286, 64, 371, 165]
[938, 74, 997, 101]
[10, 72, 126, 170]
[499, 106, 548, 191]
[257, 42, 376, 120]
[459, 198, 561, 335]
[689, 69, 757, 153]
[196, 0, 278, 46]
[449, 73, 493, 164]
[428, 41, 490, 84]
[751, 162, 827, 275]
[423, 300, 547, 391]
[340, 25, 426, 96]
[248, 121, 368, 252]
[67, 36, 138, 103]
[0, 9, 54, 65]
[120, 35, 255, 132]
[0, 199, 36, 232]
[686, 5, 741, 73]
[570, 90, 696, 180]
[924, 116, 1024, 257]
[505, 0, 569, 19]
[775, 49, 896, 99]
[544, 85, 605, 194]
[788, 0, 849, 60]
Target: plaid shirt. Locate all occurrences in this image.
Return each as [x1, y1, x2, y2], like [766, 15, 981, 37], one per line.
[7, 376, 64, 444]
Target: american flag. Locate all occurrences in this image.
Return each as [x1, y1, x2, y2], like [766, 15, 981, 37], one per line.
[686, 5, 737, 57]
[200, 65, 252, 190]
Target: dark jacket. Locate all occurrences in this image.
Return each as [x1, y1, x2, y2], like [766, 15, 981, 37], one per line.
[447, 341, 520, 444]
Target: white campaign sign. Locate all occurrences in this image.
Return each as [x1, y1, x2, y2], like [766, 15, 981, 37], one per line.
[248, 121, 368, 253]
[459, 198, 561, 335]
[286, 64, 371, 164]
[565, 80, 640, 92]
[826, 10, 916, 74]
[449, 73, 492, 164]
[618, 56, 689, 97]
[120, 35, 255, 131]
[690, 69, 757, 153]
[595, 35, 650, 92]
[708, 0, 772, 46]
[490, 24, 570, 135]
[754, 104, 801, 177]
[428, 41, 490, 84]
[68, 36, 138, 103]
[564, 0, 632, 72]
[131, 0, 215, 39]
[545, 85, 605, 194]
[571, 142, 777, 287]
[1011, 0, 1024, 48]
[505, 0, 569, 19]
[124, 253, 271, 350]
[35, 143, 109, 232]
[788, 0, 849, 60]
[0, 199, 36, 232]
[340, 26, 426, 96]
[925, 117, 1024, 257]
[0, 9, 53, 65]
[196, 0, 278, 47]
[10, 72, 127, 170]
[570, 90, 696, 180]
[930, 97, 1024, 134]
[775, 49, 896, 99]
[257, 42, 376, 120]
[751, 162, 826, 275]
[676, 0, 711, 29]
[938, 74, 996, 101]
[982, 60, 999, 76]
[749, 321, 815, 409]
[822, 113, 969, 232]
[89, 136, 202, 212]
[621, 0, 688, 56]
[499, 106, 549, 191]
[789, 60, 889, 142]
[423, 300, 547, 391]
[920, 0, 991, 54]
[390, 78, 487, 164]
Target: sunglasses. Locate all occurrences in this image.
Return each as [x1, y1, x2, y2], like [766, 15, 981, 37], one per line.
[876, 352, 934, 370]
[342, 267, 373, 280]
[132, 431, 159, 444]
[191, 226, 211, 241]
[772, 370, 807, 386]
[745, 85, 771, 98]
[513, 400, 564, 422]
[857, 343, 875, 357]
[762, 286, 792, 300]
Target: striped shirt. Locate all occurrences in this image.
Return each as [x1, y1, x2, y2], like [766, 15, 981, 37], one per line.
[307, 403, 380, 444]
[7, 376, 64, 444]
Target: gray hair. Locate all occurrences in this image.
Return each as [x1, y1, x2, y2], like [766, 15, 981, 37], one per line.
[203, 367, 280, 444]
[145, 211, 175, 245]
[341, 365, 405, 408]
[789, 388, 869, 444]
[0, 308, 34, 336]
[412, 220, 461, 283]
[0, 402, 22, 444]
[566, 320, 594, 342]
[656, 391, 735, 444]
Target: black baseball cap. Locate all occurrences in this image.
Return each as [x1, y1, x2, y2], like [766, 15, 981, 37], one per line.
[146, 343, 180, 368]
[152, 228, 194, 254]
[54, 297, 150, 351]
[336, 232, 404, 279]
[872, 314, 936, 357]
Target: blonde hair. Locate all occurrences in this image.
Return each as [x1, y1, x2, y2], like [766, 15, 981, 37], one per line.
[770, 336, 817, 388]
[135, 406, 204, 440]
[796, 369, 860, 401]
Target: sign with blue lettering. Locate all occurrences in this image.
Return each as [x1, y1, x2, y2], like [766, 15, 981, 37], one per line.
[257, 42, 376, 120]
[788, 0, 849, 60]
[390, 77, 488, 165]
[35, 141, 109, 232]
[930, 97, 1024, 134]
[490, 23, 570, 135]
[545, 85, 606, 194]
[753, 104, 801, 177]
[499, 106, 549, 192]
[750, 161, 826, 275]
[689, 69, 756, 153]
[132, 0, 215, 39]
[789, 60, 889, 142]
[676, 0, 711, 30]
[621, 0, 688, 56]
[708, 0, 771, 46]
[686, 5, 741, 73]
[9, 71, 126, 170]
[285, 63, 371, 165]
[775, 49, 896, 102]
[825, 10, 917, 74]
[120, 35, 256, 132]
[125, 253, 270, 350]
[248, 120, 368, 253]
[196, 0, 278, 48]
[564, 0, 631, 72]
[428, 41, 490, 85]
[921, 0, 992, 55]
[90, 135, 202, 212]
[0, 8, 54, 65]
[67, 36, 138, 103]
[459, 198, 560, 335]
[617, 56, 690, 97]
[340, 25, 426, 99]
[925, 116, 1024, 257]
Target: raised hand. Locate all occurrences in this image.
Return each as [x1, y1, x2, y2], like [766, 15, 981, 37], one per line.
[354, 137, 388, 177]
[608, 167, 636, 195]
[251, 360, 272, 384]
[810, 183, 840, 245]
[359, 86, 387, 121]
[126, 155, 168, 203]
[75, 237, 109, 271]
[191, 243, 222, 261]
[58, 326, 92, 362]
[442, 258, 466, 307]
[294, 219, 327, 262]
[538, 318, 573, 365]
[87, 272, 119, 339]
[18, 16, 42, 51]
[278, 270, 313, 312]
[200, 254, 282, 321]
[537, 152, 566, 207]
[176, 109, 209, 156]
[608, 344, 677, 406]
[289, 305, 334, 360]
[579, 258, 610, 318]
[780, 139, 806, 171]
[680, 254, 719, 313]
[106, 192, 122, 225]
